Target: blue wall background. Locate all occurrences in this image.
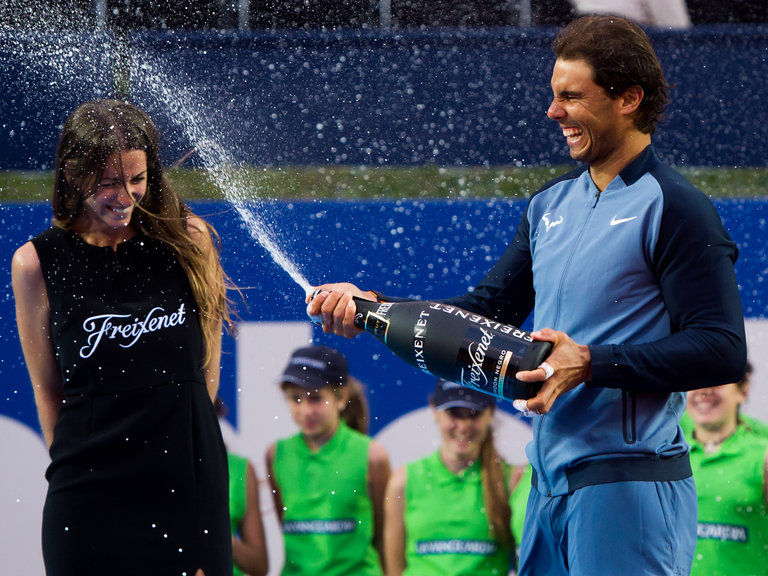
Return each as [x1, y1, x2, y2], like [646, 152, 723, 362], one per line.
[1, 26, 767, 170]
[2, 24, 768, 435]
[2, 198, 768, 436]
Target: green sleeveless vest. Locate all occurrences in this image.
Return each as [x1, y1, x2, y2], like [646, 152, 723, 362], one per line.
[227, 452, 249, 576]
[689, 425, 768, 576]
[273, 422, 382, 576]
[403, 451, 513, 575]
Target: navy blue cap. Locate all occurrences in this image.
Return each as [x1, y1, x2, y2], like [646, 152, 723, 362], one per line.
[431, 378, 495, 411]
[278, 345, 348, 390]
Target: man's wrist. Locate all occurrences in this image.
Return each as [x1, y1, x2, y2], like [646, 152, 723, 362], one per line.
[580, 344, 593, 382]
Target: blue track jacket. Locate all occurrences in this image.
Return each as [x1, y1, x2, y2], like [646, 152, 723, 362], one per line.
[435, 146, 746, 496]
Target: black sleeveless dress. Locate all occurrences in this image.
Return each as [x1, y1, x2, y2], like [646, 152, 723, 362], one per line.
[32, 227, 232, 576]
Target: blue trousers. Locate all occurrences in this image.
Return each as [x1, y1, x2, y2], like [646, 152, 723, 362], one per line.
[519, 478, 697, 576]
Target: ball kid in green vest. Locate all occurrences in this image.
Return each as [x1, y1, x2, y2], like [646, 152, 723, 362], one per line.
[266, 345, 391, 576]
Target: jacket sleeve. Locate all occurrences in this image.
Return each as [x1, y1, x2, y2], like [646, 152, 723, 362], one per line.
[589, 189, 747, 393]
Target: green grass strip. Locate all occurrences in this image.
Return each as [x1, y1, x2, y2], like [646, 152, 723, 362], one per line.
[1, 165, 766, 202]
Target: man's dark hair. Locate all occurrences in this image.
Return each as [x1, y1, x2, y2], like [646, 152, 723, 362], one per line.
[553, 15, 669, 134]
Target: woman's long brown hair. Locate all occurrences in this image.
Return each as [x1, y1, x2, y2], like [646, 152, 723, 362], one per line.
[479, 424, 514, 547]
[52, 99, 235, 368]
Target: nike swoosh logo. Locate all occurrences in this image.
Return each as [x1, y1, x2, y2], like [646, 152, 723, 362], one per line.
[610, 216, 638, 226]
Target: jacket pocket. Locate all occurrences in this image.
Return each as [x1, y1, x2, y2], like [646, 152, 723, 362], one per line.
[622, 390, 637, 444]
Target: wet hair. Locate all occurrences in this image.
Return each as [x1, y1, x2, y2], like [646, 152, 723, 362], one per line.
[52, 99, 235, 368]
[553, 15, 669, 134]
[478, 419, 514, 547]
[336, 376, 371, 434]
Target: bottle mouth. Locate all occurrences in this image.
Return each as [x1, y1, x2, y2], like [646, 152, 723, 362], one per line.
[308, 288, 325, 300]
[306, 289, 326, 324]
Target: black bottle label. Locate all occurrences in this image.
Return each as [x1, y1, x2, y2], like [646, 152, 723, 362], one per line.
[455, 324, 531, 398]
[359, 302, 393, 343]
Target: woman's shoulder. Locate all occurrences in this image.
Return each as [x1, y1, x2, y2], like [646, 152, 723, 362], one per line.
[367, 438, 390, 468]
[11, 240, 44, 289]
[387, 465, 407, 495]
[12, 227, 68, 276]
[11, 239, 51, 318]
[185, 215, 214, 249]
[12, 239, 40, 267]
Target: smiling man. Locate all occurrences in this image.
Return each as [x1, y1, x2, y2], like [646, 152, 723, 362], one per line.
[308, 15, 746, 576]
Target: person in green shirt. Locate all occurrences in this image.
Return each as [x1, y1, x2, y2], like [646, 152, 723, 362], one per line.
[266, 345, 391, 576]
[685, 361, 768, 576]
[384, 379, 517, 575]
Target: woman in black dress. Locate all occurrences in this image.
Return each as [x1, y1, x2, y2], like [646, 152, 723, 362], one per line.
[12, 100, 235, 576]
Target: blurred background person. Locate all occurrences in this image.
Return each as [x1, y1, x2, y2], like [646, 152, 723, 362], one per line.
[685, 361, 768, 576]
[266, 345, 390, 575]
[216, 397, 269, 576]
[383, 379, 518, 575]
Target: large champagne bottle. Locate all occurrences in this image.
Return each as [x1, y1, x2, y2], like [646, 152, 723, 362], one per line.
[351, 297, 551, 401]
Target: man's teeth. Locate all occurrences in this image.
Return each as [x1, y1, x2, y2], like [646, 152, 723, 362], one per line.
[563, 128, 582, 139]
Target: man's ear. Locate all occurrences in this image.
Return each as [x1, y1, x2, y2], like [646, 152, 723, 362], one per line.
[740, 378, 751, 399]
[336, 386, 350, 411]
[620, 84, 644, 116]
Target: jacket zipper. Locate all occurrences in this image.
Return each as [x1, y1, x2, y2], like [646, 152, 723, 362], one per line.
[536, 186, 601, 495]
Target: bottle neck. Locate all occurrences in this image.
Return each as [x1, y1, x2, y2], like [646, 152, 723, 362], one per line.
[353, 296, 390, 336]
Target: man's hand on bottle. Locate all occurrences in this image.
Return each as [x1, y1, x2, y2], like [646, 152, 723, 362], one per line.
[306, 283, 377, 338]
[515, 327, 592, 415]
